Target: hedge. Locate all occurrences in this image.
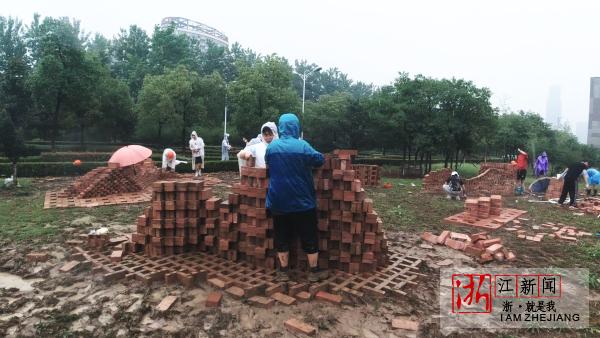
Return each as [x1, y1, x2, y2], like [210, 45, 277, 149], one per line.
[0, 160, 240, 177]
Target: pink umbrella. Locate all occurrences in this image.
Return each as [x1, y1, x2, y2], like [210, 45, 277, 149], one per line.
[108, 145, 152, 168]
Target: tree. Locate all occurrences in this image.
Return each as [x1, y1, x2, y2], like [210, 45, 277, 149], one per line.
[136, 65, 204, 146]
[110, 25, 149, 101]
[27, 16, 87, 151]
[95, 76, 135, 142]
[0, 17, 31, 130]
[147, 25, 191, 75]
[229, 55, 299, 138]
[0, 109, 25, 184]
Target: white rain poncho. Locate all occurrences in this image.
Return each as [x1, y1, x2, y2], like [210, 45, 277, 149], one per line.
[221, 134, 231, 160]
[162, 148, 186, 170]
[237, 122, 279, 172]
[189, 131, 205, 169]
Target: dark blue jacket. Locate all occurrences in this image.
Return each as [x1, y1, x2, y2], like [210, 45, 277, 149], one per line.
[265, 113, 324, 213]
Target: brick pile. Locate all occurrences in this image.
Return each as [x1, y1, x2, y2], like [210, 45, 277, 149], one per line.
[132, 180, 213, 257]
[421, 230, 516, 263]
[504, 220, 593, 243]
[130, 150, 388, 274]
[422, 163, 517, 196]
[577, 198, 600, 216]
[352, 164, 381, 186]
[61, 159, 174, 199]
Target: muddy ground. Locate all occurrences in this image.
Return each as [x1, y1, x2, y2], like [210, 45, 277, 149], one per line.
[0, 174, 598, 337]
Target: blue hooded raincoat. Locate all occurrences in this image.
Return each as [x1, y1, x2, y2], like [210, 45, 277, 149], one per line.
[265, 113, 324, 213]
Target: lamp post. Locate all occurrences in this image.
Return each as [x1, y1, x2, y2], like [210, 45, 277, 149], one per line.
[223, 81, 236, 136]
[293, 66, 321, 138]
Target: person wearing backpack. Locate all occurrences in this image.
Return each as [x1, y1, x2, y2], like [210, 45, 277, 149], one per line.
[443, 171, 465, 200]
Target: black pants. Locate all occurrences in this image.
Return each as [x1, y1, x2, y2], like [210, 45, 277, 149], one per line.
[273, 208, 318, 254]
[558, 179, 577, 205]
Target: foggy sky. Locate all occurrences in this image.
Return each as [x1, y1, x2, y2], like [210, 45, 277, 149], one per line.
[4, 0, 599, 139]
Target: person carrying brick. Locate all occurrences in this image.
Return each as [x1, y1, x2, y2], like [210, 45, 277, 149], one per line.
[237, 122, 278, 169]
[189, 131, 205, 177]
[265, 113, 328, 283]
[443, 171, 465, 200]
[161, 148, 187, 172]
[515, 147, 529, 195]
[558, 161, 590, 207]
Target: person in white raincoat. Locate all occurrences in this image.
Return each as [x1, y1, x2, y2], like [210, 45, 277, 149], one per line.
[221, 134, 231, 160]
[189, 131, 205, 177]
[161, 148, 187, 172]
[237, 122, 278, 171]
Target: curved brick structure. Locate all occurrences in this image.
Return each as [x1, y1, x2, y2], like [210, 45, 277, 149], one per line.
[423, 163, 517, 196]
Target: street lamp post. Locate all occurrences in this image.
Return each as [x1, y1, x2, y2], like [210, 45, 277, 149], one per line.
[293, 66, 321, 138]
[224, 81, 236, 136]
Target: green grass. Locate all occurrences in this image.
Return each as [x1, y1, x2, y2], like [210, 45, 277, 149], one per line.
[0, 179, 144, 242]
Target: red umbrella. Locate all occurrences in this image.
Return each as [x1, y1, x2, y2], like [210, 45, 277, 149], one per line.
[108, 145, 152, 168]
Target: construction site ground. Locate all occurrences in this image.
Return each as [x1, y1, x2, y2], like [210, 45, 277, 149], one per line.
[1, 173, 599, 337]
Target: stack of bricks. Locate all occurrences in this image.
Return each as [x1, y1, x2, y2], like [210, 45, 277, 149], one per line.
[131, 150, 389, 274]
[464, 195, 502, 221]
[61, 159, 171, 199]
[422, 168, 452, 193]
[422, 230, 516, 263]
[545, 178, 563, 200]
[232, 167, 276, 269]
[132, 180, 213, 257]
[352, 164, 381, 186]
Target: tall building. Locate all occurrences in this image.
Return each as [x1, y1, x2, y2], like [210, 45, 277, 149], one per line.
[545, 85, 561, 128]
[161, 17, 228, 50]
[588, 77, 600, 148]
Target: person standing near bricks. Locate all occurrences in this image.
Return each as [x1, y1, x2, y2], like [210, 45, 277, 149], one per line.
[265, 113, 328, 283]
[189, 131, 204, 177]
[161, 148, 186, 172]
[558, 161, 590, 207]
[514, 147, 529, 195]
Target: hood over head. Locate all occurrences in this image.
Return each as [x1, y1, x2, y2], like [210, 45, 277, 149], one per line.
[278, 113, 300, 139]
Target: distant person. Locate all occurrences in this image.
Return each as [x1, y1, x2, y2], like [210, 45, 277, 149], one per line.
[442, 171, 465, 200]
[237, 122, 278, 169]
[266, 113, 328, 283]
[534, 151, 549, 177]
[161, 148, 187, 172]
[189, 131, 204, 177]
[558, 161, 590, 207]
[221, 134, 231, 161]
[515, 147, 529, 195]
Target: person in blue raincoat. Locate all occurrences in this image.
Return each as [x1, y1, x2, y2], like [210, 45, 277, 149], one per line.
[585, 168, 600, 196]
[265, 113, 328, 283]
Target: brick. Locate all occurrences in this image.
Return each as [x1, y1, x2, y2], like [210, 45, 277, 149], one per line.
[485, 244, 503, 254]
[421, 232, 439, 244]
[444, 238, 466, 251]
[271, 292, 297, 305]
[470, 232, 488, 242]
[479, 253, 494, 263]
[506, 251, 516, 261]
[248, 296, 275, 308]
[493, 252, 505, 261]
[437, 230, 451, 244]
[450, 232, 471, 242]
[464, 245, 485, 257]
[26, 252, 50, 263]
[110, 250, 123, 262]
[481, 238, 501, 247]
[156, 295, 177, 312]
[285, 318, 317, 336]
[315, 291, 342, 304]
[208, 278, 229, 289]
[206, 291, 223, 308]
[295, 291, 312, 302]
[59, 260, 80, 272]
[225, 286, 245, 299]
[391, 317, 419, 331]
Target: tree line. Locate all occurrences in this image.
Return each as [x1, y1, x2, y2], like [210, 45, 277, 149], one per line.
[0, 14, 598, 174]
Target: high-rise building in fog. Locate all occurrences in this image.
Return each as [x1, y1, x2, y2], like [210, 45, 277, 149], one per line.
[160, 17, 228, 51]
[545, 85, 561, 128]
[588, 78, 600, 148]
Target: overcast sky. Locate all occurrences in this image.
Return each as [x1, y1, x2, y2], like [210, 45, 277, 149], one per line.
[4, 0, 599, 141]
